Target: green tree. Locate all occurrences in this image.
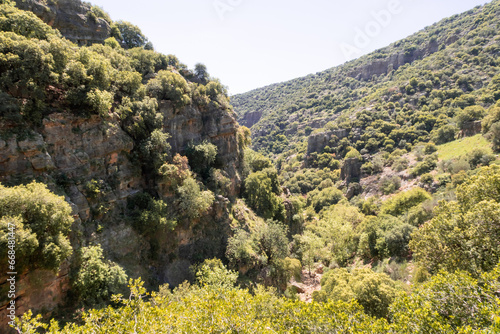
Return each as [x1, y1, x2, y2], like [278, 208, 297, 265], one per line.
[194, 258, 238, 289]
[194, 63, 209, 84]
[245, 170, 284, 220]
[0, 182, 73, 273]
[146, 70, 191, 108]
[115, 20, 150, 49]
[176, 178, 214, 219]
[313, 268, 400, 318]
[390, 267, 500, 332]
[72, 245, 128, 305]
[411, 166, 500, 276]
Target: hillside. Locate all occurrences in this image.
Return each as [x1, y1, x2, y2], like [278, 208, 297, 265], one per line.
[232, 1, 500, 156]
[2, 0, 500, 333]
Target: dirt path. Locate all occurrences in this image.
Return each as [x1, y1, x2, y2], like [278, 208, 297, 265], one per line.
[292, 269, 323, 302]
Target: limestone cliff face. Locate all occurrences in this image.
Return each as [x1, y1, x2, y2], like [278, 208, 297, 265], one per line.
[306, 129, 348, 155]
[240, 110, 262, 128]
[14, 0, 111, 45]
[0, 101, 244, 326]
[348, 39, 441, 80]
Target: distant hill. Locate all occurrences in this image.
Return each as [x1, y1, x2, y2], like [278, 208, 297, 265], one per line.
[232, 0, 500, 157]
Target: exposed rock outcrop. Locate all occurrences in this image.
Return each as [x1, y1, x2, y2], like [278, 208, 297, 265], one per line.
[0, 100, 244, 326]
[459, 120, 482, 137]
[160, 101, 242, 197]
[340, 157, 363, 183]
[240, 110, 262, 128]
[306, 129, 348, 155]
[14, 0, 111, 45]
[348, 39, 441, 80]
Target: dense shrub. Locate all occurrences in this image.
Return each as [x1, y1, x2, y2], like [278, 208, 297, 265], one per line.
[185, 140, 218, 178]
[411, 166, 500, 276]
[127, 192, 176, 235]
[313, 268, 400, 318]
[71, 245, 127, 306]
[308, 186, 344, 212]
[380, 187, 431, 217]
[146, 70, 191, 108]
[0, 182, 73, 273]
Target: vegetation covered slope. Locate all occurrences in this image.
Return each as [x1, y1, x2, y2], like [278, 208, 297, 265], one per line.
[232, 0, 500, 157]
[3, 0, 500, 332]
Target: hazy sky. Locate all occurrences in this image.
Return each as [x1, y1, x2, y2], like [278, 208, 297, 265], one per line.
[89, 0, 492, 95]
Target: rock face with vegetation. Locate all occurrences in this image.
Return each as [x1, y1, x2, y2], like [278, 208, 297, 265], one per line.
[14, 0, 111, 45]
[3, 0, 500, 332]
[0, 1, 248, 329]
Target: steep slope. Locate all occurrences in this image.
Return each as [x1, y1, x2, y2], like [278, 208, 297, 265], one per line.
[0, 1, 246, 328]
[232, 1, 500, 158]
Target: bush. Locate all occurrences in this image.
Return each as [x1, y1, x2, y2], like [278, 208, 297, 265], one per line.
[467, 148, 495, 168]
[72, 245, 127, 305]
[314, 268, 400, 318]
[245, 170, 284, 220]
[139, 129, 171, 173]
[146, 70, 191, 108]
[423, 142, 437, 154]
[194, 258, 238, 290]
[176, 178, 215, 219]
[411, 155, 438, 177]
[410, 166, 500, 276]
[127, 192, 176, 235]
[0, 182, 73, 273]
[380, 188, 431, 217]
[345, 148, 362, 160]
[308, 186, 344, 212]
[186, 140, 218, 179]
[357, 215, 415, 259]
[379, 176, 401, 195]
[391, 268, 500, 332]
[431, 124, 456, 144]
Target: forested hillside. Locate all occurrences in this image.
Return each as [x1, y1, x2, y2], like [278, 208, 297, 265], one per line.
[2, 0, 500, 332]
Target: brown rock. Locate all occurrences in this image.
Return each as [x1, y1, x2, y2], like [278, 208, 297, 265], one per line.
[14, 0, 111, 45]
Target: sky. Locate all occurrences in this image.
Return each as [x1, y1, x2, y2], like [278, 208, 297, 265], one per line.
[88, 0, 492, 95]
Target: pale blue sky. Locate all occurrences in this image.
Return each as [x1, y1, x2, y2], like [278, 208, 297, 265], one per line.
[89, 0, 492, 95]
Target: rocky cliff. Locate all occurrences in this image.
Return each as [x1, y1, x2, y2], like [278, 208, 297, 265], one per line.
[14, 0, 111, 45]
[0, 100, 244, 328]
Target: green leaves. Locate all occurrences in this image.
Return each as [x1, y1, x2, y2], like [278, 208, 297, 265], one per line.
[72, 245, 128, 306]
[0, 182, 73, 273]
[411, 166, 500, 276]
[314, 268, 400, 318]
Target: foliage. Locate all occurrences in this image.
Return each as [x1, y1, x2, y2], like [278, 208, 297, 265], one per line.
[411, 166, 500, 276]
[127, 192, 176, 235]
[297, 204, 363, 267]
[72, 245, 128, 306]
[138, 129, 171, 173]
[15, 278, 391, 333]
[313, 268, 400, 318]
[244, 169, 284, 220]
[357, 214, 415, 260]
[176, 177, 215, 219]
[0, 3, 58, 39]
[390, 267, 500, 332]
[146, 70, 191, 108]
[380, 188, 432, 217]
[308, 186, 344, 212]
[194, 258, 238, 289]
[114, 20, 150, 49]
[227, 218, 290, 288]
[379, 175, 401, 195]
[411, 154, 438, 177]
[0, 182, 73, 273]
[185, 140, 218, 178]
